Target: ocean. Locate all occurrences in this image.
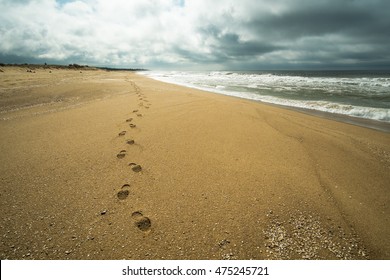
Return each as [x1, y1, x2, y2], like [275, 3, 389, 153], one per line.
[141, 70, 390, 125]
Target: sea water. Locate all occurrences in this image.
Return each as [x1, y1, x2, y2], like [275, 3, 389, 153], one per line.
[141, 70, 390, 123]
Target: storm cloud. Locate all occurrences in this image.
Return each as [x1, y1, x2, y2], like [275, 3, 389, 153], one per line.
[0, 0, 389, 69]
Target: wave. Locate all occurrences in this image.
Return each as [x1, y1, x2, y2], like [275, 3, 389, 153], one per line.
[140, 70, 390, 123]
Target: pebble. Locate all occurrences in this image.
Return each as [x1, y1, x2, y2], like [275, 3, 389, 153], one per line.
[262, 209, 368, 260]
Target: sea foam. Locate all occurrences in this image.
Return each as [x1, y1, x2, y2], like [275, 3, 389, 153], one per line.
[141, 70, 390, 123]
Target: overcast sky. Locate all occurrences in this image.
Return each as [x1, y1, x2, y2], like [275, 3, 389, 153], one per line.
[1, 0, 389, 70]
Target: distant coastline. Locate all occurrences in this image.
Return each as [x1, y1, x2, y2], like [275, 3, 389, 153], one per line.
[0, 62, 147, 72]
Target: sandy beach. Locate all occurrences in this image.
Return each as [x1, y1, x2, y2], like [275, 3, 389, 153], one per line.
[0, 66, 389, 260]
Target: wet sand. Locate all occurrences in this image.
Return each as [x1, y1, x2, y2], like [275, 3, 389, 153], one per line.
[0, 66, 389, 260]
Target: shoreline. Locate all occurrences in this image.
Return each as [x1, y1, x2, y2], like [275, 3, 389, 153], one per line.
[269, 103, 390, 133]
[140, 72, 390, 133]
[1, 67, 389, 260]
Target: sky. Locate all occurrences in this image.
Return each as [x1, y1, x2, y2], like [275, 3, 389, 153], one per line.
[0, 0, 390, 70]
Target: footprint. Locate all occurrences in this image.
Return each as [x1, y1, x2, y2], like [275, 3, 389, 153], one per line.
[126, 118, 133, 122]
[117, 150, 127, 159]
[117, 190, 129, 200]
[129, 123, 136, 128]
[136, 217, 151, 232]
[118, 131, 126, 136]
[136, 113, 142, 117]
[126, 139, 135, 145]
[133, 109, 139, 113]
[131, 211, 143, 219]
[117, 184, 130, 200]
[131, 211, 151, 232]
[129, 163, 142, 172]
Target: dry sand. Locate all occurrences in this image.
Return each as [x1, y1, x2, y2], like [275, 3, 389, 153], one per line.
[0, 66, 389, 260]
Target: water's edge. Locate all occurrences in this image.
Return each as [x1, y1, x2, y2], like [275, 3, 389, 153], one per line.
[140, 72, 390, 133]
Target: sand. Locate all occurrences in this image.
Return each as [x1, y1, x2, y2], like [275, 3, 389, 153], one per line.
[0, 66, 389, 260]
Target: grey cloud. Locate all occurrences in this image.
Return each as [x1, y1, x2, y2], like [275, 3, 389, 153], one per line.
[195, 24, 282, 64]
[216, 33, 279, 57]
[233, 0, 390, 68]
[255, 8, 370, 39]
[0, 0, 389, 69]
[244, 0, 388, 41]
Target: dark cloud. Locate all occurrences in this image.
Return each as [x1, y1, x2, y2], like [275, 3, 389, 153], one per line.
[231, 0, 390, 69]
[216, 34, 279, 57]
[253, 7, 371, 39]
[195, 24, 282, 63]
[0, 0, 389, 69]
[245, 2, 387, 40]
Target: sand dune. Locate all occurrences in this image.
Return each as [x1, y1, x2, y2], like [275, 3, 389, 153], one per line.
[0, 67, 389, 259]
